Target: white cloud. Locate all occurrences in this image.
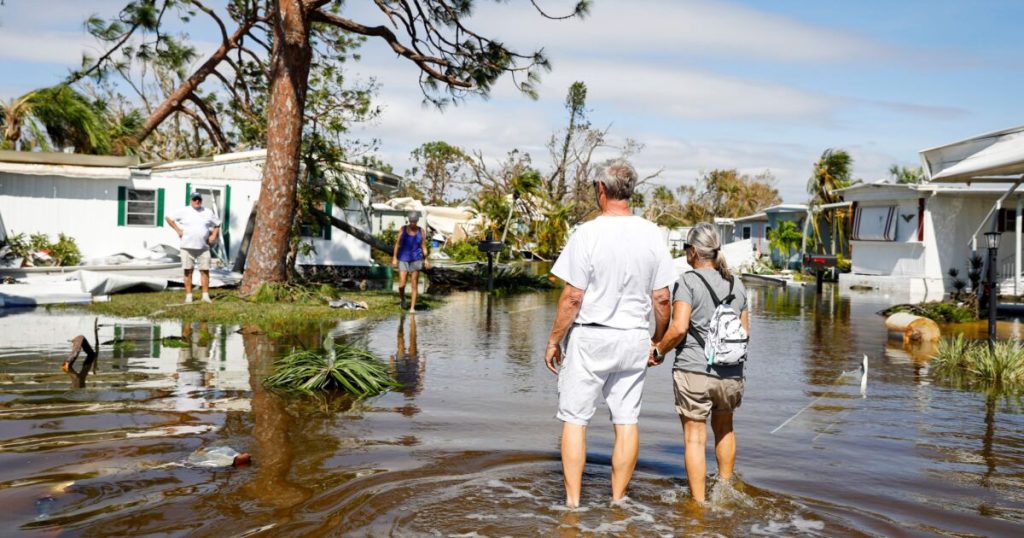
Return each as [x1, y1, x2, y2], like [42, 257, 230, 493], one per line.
[424, 0, 903, 65]
[542, 61, 841, 123]
[0, 30, 96, 65]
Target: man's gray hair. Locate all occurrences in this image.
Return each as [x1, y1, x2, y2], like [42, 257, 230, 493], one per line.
[594, 159, 638, 201]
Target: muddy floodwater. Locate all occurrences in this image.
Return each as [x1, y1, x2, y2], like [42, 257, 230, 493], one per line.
[1, 286, 1023, 536]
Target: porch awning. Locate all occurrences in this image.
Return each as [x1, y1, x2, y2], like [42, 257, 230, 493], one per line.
[921, 125, 1024, 182]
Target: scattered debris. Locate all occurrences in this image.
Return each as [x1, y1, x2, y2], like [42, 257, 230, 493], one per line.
[884, 313, 941, 344]
[328, 298, 369, 310]
[62, 319, 100, 389]
[187, 446, 251, 468]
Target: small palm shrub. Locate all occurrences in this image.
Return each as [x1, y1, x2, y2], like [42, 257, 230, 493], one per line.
[932, 335, 1024, 392]
[264, 343, 399, 398]
[967, 254, 984, 293]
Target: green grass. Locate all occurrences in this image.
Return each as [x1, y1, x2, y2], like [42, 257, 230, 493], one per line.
[69, 286, 437, 330]
[264, 343, 399, 398]
[932, 334, 1024, 394]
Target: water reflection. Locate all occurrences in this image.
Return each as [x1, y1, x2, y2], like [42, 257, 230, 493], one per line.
[1, 289, 1023, 535]
[390, 314, 424, 399]
[240, 329, 312, 509]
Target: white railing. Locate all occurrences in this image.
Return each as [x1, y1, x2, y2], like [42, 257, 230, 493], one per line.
[1000, 253, 1021, 295]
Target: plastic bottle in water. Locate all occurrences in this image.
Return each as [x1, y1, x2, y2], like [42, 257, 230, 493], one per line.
[187, 446, 251, 467]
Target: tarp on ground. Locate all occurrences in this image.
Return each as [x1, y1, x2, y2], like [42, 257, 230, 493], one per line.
[168, 268, 242, 288]
[76, 270, 168, 294]
[0, 276, 92, 307]
[0, 268, 242, 308]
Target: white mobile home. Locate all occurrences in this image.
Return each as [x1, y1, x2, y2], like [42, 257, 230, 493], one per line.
[0, 149, 400, 269]
[837, 182, 1021, 301]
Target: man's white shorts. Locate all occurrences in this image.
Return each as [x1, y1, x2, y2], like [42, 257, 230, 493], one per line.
[556, 326, 651, 426]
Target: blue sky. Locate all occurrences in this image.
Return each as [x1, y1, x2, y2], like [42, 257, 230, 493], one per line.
[1, 0, 1021, 202]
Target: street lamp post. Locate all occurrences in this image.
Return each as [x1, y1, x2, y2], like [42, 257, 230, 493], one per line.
[984, 231, 1002, 351]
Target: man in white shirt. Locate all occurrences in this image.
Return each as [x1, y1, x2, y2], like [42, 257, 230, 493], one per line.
[545, 159, 675, 508]
[166, 192, 221, 303]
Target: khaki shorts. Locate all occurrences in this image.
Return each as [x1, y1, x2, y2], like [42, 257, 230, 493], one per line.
[181, 248, 211, 271]
[673, 370, 744, 421]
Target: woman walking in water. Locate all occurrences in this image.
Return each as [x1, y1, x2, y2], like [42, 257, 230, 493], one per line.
[391, 211, 430, 313]
[650, 222, 749, 504]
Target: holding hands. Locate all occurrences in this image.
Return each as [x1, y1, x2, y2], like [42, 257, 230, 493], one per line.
[648, 342, 664, 367]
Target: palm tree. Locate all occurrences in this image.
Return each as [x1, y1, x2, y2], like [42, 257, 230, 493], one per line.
[0, 85, 110, 153]
[496, 169, 543, 262]
[889, 164, 924, 184]
[807, 148, 854, 255]
[768, 220, 804, 269]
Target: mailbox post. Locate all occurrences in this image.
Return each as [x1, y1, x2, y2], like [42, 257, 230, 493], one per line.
[477, 231, 504, 294]
[803, 254, 838, 294]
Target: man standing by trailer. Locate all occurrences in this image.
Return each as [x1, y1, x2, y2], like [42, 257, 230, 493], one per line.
[544, 159, 675, 507]
[166, 192, 221, 303]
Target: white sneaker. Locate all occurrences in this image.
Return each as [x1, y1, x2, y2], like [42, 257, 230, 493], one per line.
[185, 294, 193, 304]
[201, 293, 212, 303]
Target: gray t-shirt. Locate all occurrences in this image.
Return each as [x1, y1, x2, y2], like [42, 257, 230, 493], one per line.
[672, 268, 748, 378]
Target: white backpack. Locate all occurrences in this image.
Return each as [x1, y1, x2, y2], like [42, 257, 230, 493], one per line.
[686, 272, 748, 366]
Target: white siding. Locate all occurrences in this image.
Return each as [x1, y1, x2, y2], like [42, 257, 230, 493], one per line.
[1, 156, 379, 267]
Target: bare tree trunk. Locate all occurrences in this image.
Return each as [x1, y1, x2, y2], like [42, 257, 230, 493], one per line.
[239, 0, 312, 294]
[316, 208, 392, 255]
[233, 206, 258, 273]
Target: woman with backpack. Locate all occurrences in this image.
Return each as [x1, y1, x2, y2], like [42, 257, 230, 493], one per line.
[648, 222, 750, 504]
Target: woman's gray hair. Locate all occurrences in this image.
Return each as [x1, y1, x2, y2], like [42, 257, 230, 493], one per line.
[687, 222, 732, 280]
[594, 159, 638, 201]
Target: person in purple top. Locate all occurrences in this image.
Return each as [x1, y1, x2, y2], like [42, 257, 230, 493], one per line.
[391, 211, 431, 312]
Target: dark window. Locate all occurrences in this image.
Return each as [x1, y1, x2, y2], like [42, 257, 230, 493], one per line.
[126, 189, 157, 226]
[998, 208, 1018, 233]
[742, 226, 751, 239]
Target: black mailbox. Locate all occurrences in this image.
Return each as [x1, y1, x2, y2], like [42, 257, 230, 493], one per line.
[477, 234, 504, 294]
[803, 254, 837, 269]
[477, 240, 504, 253]
[803, 254, 837, 294]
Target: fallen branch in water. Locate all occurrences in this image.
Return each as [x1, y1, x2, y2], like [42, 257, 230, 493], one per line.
[62, 333, 99, 388]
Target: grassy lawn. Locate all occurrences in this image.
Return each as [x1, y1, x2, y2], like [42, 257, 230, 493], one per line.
[70, 287, 438, 329]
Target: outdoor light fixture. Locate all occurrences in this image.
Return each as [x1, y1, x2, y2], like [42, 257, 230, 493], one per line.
[984, 231, 1002, 350]
[985, 231, 1002, 249]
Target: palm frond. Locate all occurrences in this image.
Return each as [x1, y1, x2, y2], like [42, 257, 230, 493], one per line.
[264, 343, 400, 398]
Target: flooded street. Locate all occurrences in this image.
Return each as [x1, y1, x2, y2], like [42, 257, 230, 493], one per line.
[1, 286, 1023, 536]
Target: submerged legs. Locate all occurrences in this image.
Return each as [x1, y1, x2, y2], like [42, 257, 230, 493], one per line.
[711, 412, 736, 483]
[683, 418, 708, 503]
[561, 422, 586, 507]
[611, 423, 639, 502]
[561, 422, 641, 507]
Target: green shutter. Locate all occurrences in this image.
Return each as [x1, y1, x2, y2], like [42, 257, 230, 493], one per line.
[185, 182, 191, 204]
[117, 186, 127, 226]
[222, 184, 231, 253]
[323, 201, 332, 240]
[156, 188, 165, 227]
